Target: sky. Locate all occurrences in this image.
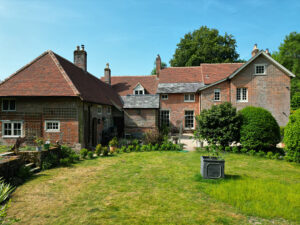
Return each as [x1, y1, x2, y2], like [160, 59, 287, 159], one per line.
[0, 0, 299, 80]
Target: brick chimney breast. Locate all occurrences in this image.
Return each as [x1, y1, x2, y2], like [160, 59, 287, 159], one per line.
[251, 44, 259, 57]
[104, 63, 111, 85]
[74, 44, 87, 71]
[156, 54, 161, 77]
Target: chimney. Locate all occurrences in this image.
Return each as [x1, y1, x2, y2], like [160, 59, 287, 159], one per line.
[104, 63, 111, 85]
[265, 48, 271, 56]
[251, 44, 259, 57]
[156, 54, 161, 77]
[74, 44, 87, 71]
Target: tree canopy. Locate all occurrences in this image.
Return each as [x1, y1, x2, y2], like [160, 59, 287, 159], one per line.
[272, 32, 300, 110]
[151, 61, 167, 75]
[169, 26, 241, 67]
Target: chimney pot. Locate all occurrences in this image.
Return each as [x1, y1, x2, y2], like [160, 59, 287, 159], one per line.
[104, 63, 111, 85]
[76, 45, 80, 51]
[156, 54, 161, 78]
[265, 48, 271, 56]
[251, 44, 259, 57]
[74, 45, 87, 71]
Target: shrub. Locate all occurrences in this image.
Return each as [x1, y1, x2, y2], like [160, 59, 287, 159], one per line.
[143, 130, 164, 145]
[132, 139, 139, 146]
[240, 148, 248, 153]
[127, 145, 134, 152]
[204, 146, 209, 152]
[256, 151, 266, 157]
[141, 145, 148, 152]
[280, 126, 285, 141]
[120, 146, 127, 153]
[225, 146, 231, 152]
[153, 143, 159, 151]
[135, 145, 141, 152]
[239, 106, 281, 151]
[266, 152, 274, 159]
[102, 146, 109, 156]
[283, 109, 300, 162]
[109, 137, 118, 147]
[42, 152, 59, 170]
[60, 158, 71, 166]
[80, 148, 88, 159]
[194, 102, 241, 147]
[61, 145, 76, 159]
[0, 178, 15, 204]
[17, 166, 32, 180]
[87, 151, 94, 159]
[95, 144, 102, 156]
[232, 146, 239, 153]
[248, 150, 256, 156]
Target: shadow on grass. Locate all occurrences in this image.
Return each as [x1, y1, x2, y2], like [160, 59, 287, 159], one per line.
[194, 173, 242, 184]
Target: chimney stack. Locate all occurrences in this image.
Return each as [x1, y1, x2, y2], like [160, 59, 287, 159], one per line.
[251, 44, 259, 57]
[74, 44, 87, 71]
[104, 63, 111, 85]
[265, 48, 271, 56]
[156, 54, 161, 77]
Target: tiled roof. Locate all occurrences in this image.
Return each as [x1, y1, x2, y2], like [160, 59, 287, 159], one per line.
[158, 67, 203, 83]
[0, 51, 122, 107]
[107, 75, 158, 96]
[122, 95, 159, 108]
[157, 82, 205, 93]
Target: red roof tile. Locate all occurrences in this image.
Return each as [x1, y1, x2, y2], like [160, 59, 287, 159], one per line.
[0, 51, 122, 107]
[158, 67, 203, 83]
[105, 75, 158, 96]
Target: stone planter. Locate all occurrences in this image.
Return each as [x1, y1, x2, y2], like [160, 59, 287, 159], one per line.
[200, 156, 225, 179]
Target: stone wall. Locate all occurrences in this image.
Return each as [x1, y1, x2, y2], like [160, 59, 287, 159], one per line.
[0, 155, 22, 180]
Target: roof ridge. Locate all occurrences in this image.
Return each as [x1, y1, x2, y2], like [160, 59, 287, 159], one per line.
[165, 66, 201, 69]
[0, 51, 49, 86]
[111, 75, 157, 77]
[201, 63, 245, 65]
[48, 51, 81, 96]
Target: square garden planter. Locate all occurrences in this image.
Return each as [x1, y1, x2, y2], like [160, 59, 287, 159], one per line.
[201, 156, 225, 179]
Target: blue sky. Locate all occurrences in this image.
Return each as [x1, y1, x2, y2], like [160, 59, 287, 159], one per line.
[0, 0, 299, 80]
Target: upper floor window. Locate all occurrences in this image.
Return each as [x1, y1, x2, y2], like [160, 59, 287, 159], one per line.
[133, 83, 145, 95]
[45, 120, 60, 132]
[237, 88, 248, 102]
[107, 106, 111, 115]
[254, 64, 266, 75]
[214, 89, 221, 101]
[161, 94, 168, 100]
[2, 99, 16, 111]
[184, 94, 195, 102]
[2, 121, 23, 137]
[97, 106, 102, 114]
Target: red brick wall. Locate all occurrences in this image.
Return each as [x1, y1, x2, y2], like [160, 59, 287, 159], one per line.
[160, 93, 200, 130]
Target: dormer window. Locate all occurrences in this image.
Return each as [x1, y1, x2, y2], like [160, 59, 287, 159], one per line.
[133, 83, 145, 95]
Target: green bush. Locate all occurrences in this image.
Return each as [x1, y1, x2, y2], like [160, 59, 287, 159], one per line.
[120, 146, 127, 153]
[240, 148, 248, 153]
[143, 130, 164, 145]
[283, 109, 300, 162]
[256, 150, 266, 157]
[17, 165, 32, 180]
[87, 151, 94, 159]
[42, 152, 59, 170]
[132, 139, 139, 146]
[135, 145, 141, 152]
[195, 102, 241, 147]
[266, 152, 274, 159]
[232, 146, 239, 153]
[60, 158, 71, 166]
[102, 146, 109, 156]
[280, 126, 285, 141]
[239, 106, 281, 151]
[80, 148, 88, 159]
[0, 178, 15, 204]
[248, 150, 256, 156]
[225, 146, 231, 152]
[61, 145, 76, 158]
[95, 144, 102, 156]
[109, 137, 118, 147]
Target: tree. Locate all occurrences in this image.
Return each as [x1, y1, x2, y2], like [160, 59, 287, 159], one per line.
[239, 106, 281, 151]
[194, 102, 241, 147]
[272, 32, 300, 110]
[169, 26, 241, 67]
[151, 61, 167, 75]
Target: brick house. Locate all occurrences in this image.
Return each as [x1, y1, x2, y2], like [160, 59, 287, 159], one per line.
[0, 46, 122, 148]
[106, 45, 295, 137]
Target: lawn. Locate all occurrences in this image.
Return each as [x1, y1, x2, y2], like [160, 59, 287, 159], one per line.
[6, 151, 300, 225]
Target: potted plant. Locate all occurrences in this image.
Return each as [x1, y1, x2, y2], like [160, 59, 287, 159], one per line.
[44, 140, 50, 150]
[34, 137, 44, 151]
[200, 145, 225, 179]
[109, 137, 118, 153]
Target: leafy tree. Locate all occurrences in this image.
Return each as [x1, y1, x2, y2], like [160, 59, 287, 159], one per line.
[169, 26, 241, 67]
[239, 106, 281, 151]
[151, 61, 167, 75]
[194, 102, 241, 147]
[272, 32, 300, 109]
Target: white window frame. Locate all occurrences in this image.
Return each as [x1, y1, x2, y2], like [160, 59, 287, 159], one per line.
[214, 89, 221, 101]
[45, 120, 60, 132]
[97, 105, 102, 115]
[236, 88, 248, 102]
[161, 94, 168, 100]
[254, 64, 266, 75]
[107, 106, 111, 115]
[2, 120, 23, 138]
[133, 83, 145, 95]
[184, 110, 194, 129]
[160, 110, 170, 127]
[2, 99, 16, 112]
[184, 94, 195, 102]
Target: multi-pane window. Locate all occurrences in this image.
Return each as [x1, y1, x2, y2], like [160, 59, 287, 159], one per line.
[97, 106, 102, 114]
[45, 121, 60, 132]
[237, 88, 248, 102]
[184, 94, 195, 102]
[134, 90, 144, 95]
[161, 94, 168, 100]
[185, 111, 194, 129]
[255, 64, 266, 75]
[214, 89, 221, 101]
[3, 121, 22, 137]
[107, 106, 111, 115]
[160, 110, 170, 127]
[2, 99, 16, 111]
[133, 84, 145, 95]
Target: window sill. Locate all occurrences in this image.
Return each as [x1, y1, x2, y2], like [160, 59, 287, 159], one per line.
[184, 128, 195, 130]
[2, 136, 22, 138]
[1, 110, 16, 112]
[253, 73, 266, 76]
[45, 130, 60, 133]
[214, 100, 221, 102]
[237, 101, 248, 103]
[184, 101, 195, 103]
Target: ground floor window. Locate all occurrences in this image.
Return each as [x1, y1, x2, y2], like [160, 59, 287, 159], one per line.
[45, 120, 60, 132]
[185, 111, 194, 129]
[2, 121, 23, 137]
[160, 110, 170, 127]
[237, 88, 248, 102]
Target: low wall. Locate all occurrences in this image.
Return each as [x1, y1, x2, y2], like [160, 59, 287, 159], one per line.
[0, 156, 23, 180]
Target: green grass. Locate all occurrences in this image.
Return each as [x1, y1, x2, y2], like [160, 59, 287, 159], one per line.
[0, 145, 11, 153]
[6, 151, 300, 225]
